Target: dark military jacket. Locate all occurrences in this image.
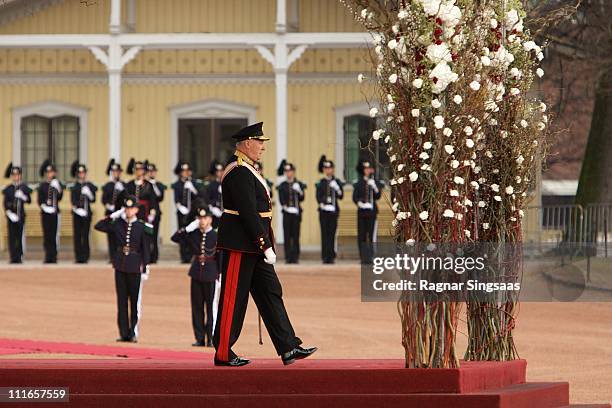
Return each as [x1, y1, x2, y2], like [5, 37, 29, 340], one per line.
[352, 177, 384, 216]
[125, 179, 157, 220]
[277, 179, 306, 216]
[206, 179, 223, 214]
[2, 183, 32, 221]
[38, 179, 64, 213]
[70, 181, 98, 217]
[217, 154, 274, 254]
[101, 180, 125, 216]
[94, 216, 152, 273]
[171, 178, 205, 214]
[316, 177, 344, 214]
[149, 179, 166, 217]
[171, 226, 219, 282]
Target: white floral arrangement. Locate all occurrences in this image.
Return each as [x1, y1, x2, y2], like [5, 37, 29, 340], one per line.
[345, 0, 551, 368]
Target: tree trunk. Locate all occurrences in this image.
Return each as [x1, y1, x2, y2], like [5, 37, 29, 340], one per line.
[576, 71, 612, 205]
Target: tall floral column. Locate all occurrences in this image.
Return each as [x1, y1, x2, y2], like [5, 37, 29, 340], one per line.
[345, 0, 549, 367]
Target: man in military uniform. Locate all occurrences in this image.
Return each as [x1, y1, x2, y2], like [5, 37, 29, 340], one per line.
[146, 162, 166, 263]
[172, 162, 204, 263]
[353, 159, 383, 264]
[37, 160, 63, 264]
[95, 195, 152, 343]
[2, 163, 32, 263]
[214, 121, 316, 367]
[171, 204, 219, 347]
[125, 158, 157, 223]
[315, 155, 344, 264]
[206, 160, 224, 229]
[102, 159, 125, 262]
[277, 160, 306, 264]
[69, 161, 97, 264]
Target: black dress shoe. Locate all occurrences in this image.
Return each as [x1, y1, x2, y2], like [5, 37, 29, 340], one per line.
[214, 357, 250, 367]
[116, 337, 129, 342]
[206, 338, 213, 347]
[192, 340, 205, 347]
[281, 346, 318, 366]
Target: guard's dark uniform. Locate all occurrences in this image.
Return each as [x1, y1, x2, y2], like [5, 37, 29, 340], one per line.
[37, 160, 64, 264]
[101, 159, 125, 262]
[147, 162, 166, 264]
[125, 159, 158, 222]
[172, 162, 205, 263]
[95, 196, 152, 342]
[206, 160, 224, 229]
[69, 161, 97, 264]
[352, 160, 383, 264]
[171, 209, 219, 346]
[277, 161, 306, 264]
[315, 156, 344, 264]
[214, 122, 305, 366]
[2, 164, 32, 263]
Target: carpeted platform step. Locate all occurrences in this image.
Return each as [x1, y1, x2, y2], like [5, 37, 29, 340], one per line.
[5, 383, 569, 408]
[0, 359, 526, 395]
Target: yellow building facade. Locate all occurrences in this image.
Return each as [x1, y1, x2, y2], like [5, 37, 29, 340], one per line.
[0, 0, 395, 253]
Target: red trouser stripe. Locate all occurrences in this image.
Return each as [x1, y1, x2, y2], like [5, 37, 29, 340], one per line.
[217, 251, 241, 361]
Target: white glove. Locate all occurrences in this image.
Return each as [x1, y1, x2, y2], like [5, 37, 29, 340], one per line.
[284, 206, 299, 215]
[110, 207, 125, 220]
[210, 206, 223, 218]
[320, 204, 336, 212]
[50, 179, 62, 192]
[14, 190, 27, 201]
[147, 212, 156, 223]
[142, 265, 150, 281]
[367, 178, 379, 192]
[330, 180, 340, 192]
[185, 218, 200, 233]
[105, 203, 115, 212]
[149, 179, 156, 185]
[358, 201, 374, 210]
[41, 204, 57, 214]
[217, 185, 222, 194]
[114, 182, 124, 192]
[6, 210, 19, 223]
[73, 207, 88, 217]
[264, 247, 276, 265]
[177, 203, 190, 215]
[184, 180, 198, 195]
[292, 182, 302, 194]
[81, 185, 94, 200]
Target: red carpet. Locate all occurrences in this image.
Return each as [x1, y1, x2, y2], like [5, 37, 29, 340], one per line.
[0, 339, 608, 408]
[0, 338, 212, 359]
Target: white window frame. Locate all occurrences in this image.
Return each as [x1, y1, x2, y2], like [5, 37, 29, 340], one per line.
[11, 100, 89, 166]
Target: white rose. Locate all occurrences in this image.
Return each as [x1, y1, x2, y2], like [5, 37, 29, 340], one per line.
[398, 9, 409, 19]
[454, 176, 464, 185]
[419, 152, 430, 160]
[450, 160, 459, 169]
[369, 107, 378, 117]
[494, 195, 502, 202]
[431, 98, 442, 109]
[434, 115, 445, 129]
[419, 210, 429, 221]
[387, 102, 396, 112]
[357, 73, 365, 83]
[536, 68, 544, 78]
[389, 73, 398, 84]
[388, 39, 398, 50]
[464, 126, 473, 136]
[409, 171, 419, 182]
[491, 184, 499, 192]
[481, 56, 491, 66]
[444, 145, 454, 154]
[412, 78, 424, 88]
[411, 108, 420, 118]
[423, 141, 433, 150]
[443, 128, 453, 137]
[505, 186, 514, 194]
[372, 130, 382, 140]
[450, 189, 459, 197]
[443, 209, 455, 218]
[453, 95, 462, 104]
[470, 81, 481, 91]
[429, 62, 459, 94]
[417, 127, 427, 135]
[465, 138, 474, 148]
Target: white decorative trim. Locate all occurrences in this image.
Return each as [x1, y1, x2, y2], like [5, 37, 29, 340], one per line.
[11, 100, 90, 166]
[334, 101, 372, 181]
[168, 98, 257, 231]
[0, 73, 362, 85]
